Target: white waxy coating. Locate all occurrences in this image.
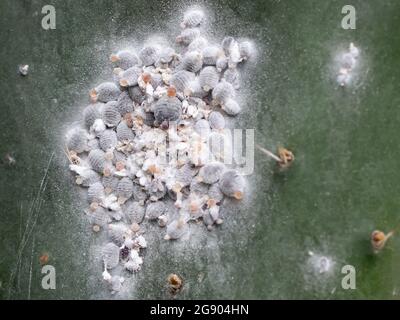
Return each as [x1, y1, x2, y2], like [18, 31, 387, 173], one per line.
[117, 177, 134, 200]
[208, 131, 230, 160]
[148, 178, 167, 201]
[110, 276, 125, 292]
[221, 36, 234, 54]
[194, 119, 211, 138]
[158, 214, 168, 227]
[125, 250, 143, 272]
[202, 45, 223, 65]
[188, 37, 208, 52]
[108, 223, 130, 245]
[176, 28, 201, 45]
[132, 184, 148, 202]
[216, 56, 228, 72]
[337, 73, 350, 87]
[102, 101, 121, 127]
[225, 38, 241, 67]
[203, 206, 221, 228]
[92, 119, 106, 136]
[190, 179, 209, 195]
[181, 9, 205, 28]
[125, 201, 145, 224]
[208, 111, 225, 130]
[340, 52, 356, 70]
[336, 43, 360, 87]
[150, 72, 163, 88]
[208, 183, 224, 203]
[158, 47, 176, 64]
[349, 43, 360, 58]
[212, 80, 235, 104]
[139, 46, 158, 66]
[102, 175, 119, 192]
[145, 201, 166, 220]
[83, 103, 102, 129]
[176, 163, 198, 187]
[199, 66, 219, 91]
[18, 64, 29, 76]
[184, 79, 208, 98]
[93, 82, 120, 102]
[153, 96, 182, 124]
[87, 182, 105, 203]
[113, 150, 127, 166]
[119, 67, 141, 87]
[66, 128, 88, 154]
[87, 138, 100, 151]
[165, 218, 188, 240]
[111, 50, 139, 70]
[134, 235, 147, 248]
[102, 242, 120, 269]
[78, 169, 101, 187]
[179, 51, 203, 73]
[116, 121, 134, 142]
[99, 129, 118, 151]
[222, 98, 241, 116]
[198, 162, 225, 184]
[87, 207, 109, 226]
[223, 68, 240, 89]
[239, 41, 254, 60]
[128, 86, 145, 105]
[170, 70, 195, 93]
[219, 170, 245, 199]
[87, 149, 107, 173]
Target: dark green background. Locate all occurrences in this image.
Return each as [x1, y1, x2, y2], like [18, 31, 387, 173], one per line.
[1, 0, 400, 299]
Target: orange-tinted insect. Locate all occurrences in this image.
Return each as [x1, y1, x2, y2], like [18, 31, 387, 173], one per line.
[278, 147, 294, 168]
[371, 230, 394, 252]
[167, 273, 183, 295]
[167, 86, 177, 97]
[39, 253, 49, 265]
[142, 73, 152, 84]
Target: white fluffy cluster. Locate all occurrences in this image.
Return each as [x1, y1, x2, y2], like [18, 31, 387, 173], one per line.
[336, 42, 360, 87]
[65, 8, 253, 293]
